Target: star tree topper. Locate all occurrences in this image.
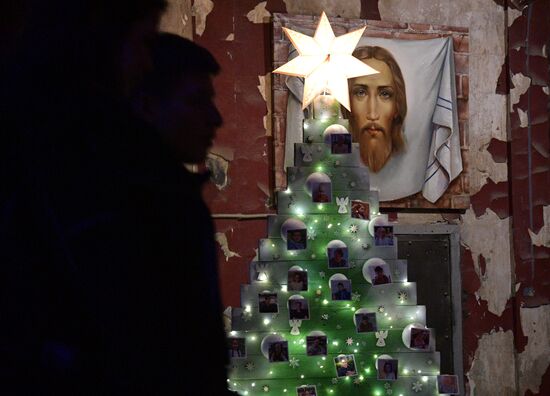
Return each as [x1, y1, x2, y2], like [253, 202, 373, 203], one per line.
[273, 12, 378, 110]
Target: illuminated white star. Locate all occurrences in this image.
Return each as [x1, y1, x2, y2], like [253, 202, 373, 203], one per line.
[273, 12, 378, 110]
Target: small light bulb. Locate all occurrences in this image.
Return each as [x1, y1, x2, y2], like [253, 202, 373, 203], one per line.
[263, 318, 270, 325]
[327, 223, 332, 229]
[422, 376, 428, 382]
[323, 299, 329, 305]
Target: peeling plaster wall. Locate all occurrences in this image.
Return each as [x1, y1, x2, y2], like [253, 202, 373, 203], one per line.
[282, 0, 361, 18]
[467, 330, 516, 396]
[159, 0, 193, 39]
[460, 208, 513, 316]
[518, 305, 550, 395]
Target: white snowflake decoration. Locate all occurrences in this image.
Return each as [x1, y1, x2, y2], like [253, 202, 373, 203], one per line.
[384, 382, 392, 389]
[319, 271, 326, 279]
[288, 357, 300, 368]
[349, 224, 359, 233]
[427, 359, 433, 365]
[346, 337, 354, 346]
[411, 380, 423, 392]
[321, 314, 329, 320]
[307, 229, 317, 240]
[272, 313, 279, 319]
[262, 385, 270, 392]
[245, 362, 255, 371]
[351, 292, 361, 302]
[375, 330, 388, 347]
[331, 378, 339, 384]
[377, 306, 385, 313]
[336, 324, 342, 330]
[386, 389, 393, 395]
[398, 290, 408, 302]
[353, 377, 363, 385]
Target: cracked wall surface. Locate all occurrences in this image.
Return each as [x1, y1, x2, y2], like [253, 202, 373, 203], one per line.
[460, 208, 512, 316]
[467, 330, 516, 396]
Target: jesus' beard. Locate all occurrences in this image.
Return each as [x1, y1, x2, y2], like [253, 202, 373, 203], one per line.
[358, 130, 393, 173]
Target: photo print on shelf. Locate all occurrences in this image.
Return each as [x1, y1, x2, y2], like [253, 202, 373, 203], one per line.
[258, 292, 278, 313]
[287, 270, 308, 291]
[331, 279, 352, 301]
[355, 312, 377, 333]
[351, 200, 370, 220]
[334, 354, 357, 377]
[306, 335, 328, 356]
[331, 133, 352, 154]
[287, 229, 307, 250]
[374, 225, 394, 247]
[377, 358, 398, 380]
[328, 246, 349, 269]
[227, 337, 246, 359]
[268, 341, 289, 363]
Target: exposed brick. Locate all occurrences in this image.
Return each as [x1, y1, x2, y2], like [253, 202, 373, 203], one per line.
[461, 173, 470, 194]
[394, 32, 439, 41]
[366, 20, 408, 30]
[364, 30, 397, 39]
[273, 40, 289, 64]
[457, 98, 468, 120]
[452, 34, 469, 53]
[448, 176, 464, 194]
[452, 195, 470, 209]
[459, 120, 469, 148]
[454, 53, 469, 74]
[460, 148, 469, 171]
[273, 24, 283, 41]
[408, 23, 432, 31]
[431, 23, 468, 33]
[332, 24, 347, 35]
[461, 75, 469, 99]
[271, 73, 286, 91]
[456, 75, 463, 98]
[273, 89, 288, 115]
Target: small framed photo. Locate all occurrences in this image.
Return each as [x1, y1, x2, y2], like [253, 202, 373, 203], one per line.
[287, 229, 307, 250]
[334, 354, 357, 377]
[331, 279, 352, 300]
[312, 181, 332, 203]
[351, 200, 370, 220]
[306, 335, 327, 356]
[227, 337, 246, 359]
[258, 292, 278, 313]
[331, 133, 352, 154]
[287, 270, 308, 291]
[268, 341, 289, 362]
[410, 327, 431, 350]
[288, 298, 309, 320]
[437, 374, 460, 395]
[355, 313, 377, 333]
[327, 247, 349, 269]
[296, 385, 317, 396]
[437, 375, 459, 394]
[374, 225, 394, 247]
[368, 263, 392, 286]
[377, 359, 398, 380]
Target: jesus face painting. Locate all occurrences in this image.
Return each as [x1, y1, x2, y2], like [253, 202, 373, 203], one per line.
[349, 46, 407, 173]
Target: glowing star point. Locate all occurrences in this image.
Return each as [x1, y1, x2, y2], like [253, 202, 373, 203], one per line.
[273, 11, 378, 110]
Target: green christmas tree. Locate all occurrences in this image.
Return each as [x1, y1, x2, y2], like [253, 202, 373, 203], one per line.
[226, 93, 449, 396]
